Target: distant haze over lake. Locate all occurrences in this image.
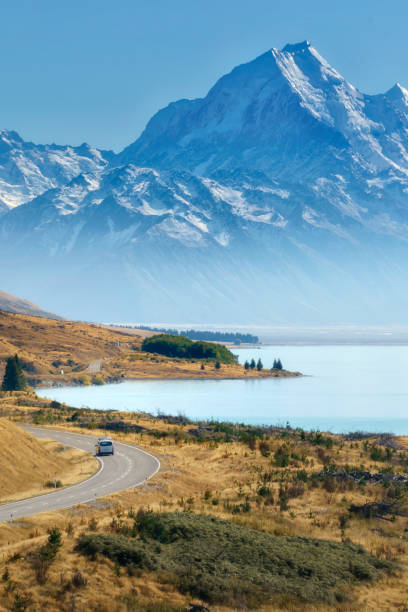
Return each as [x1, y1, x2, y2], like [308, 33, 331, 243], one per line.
[113, 324, 408, 345]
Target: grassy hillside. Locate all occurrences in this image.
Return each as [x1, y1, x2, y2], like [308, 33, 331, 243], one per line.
[0, 417, 97, 501]
[0, 310, 300, 386]
[0, 395, 406, 610]
[0, 290, 62, 319]
[0, 309, 138, 386]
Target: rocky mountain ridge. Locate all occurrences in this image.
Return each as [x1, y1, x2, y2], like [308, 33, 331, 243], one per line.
[0, 129, 113, 210]
[0, 41, 407, 323]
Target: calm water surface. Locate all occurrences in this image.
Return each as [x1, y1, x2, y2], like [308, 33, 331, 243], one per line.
[38, 346, 408, 434]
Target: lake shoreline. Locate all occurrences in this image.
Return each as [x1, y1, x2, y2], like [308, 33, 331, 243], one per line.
[36, 345, 408, 434]
[35, 372, 302, 389]
[35, 368, 303, 388]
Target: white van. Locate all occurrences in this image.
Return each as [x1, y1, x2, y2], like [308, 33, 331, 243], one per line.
[96, 437, 114, 456]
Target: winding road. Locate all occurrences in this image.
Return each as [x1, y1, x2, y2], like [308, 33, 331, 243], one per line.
[0, 427, 160, 523]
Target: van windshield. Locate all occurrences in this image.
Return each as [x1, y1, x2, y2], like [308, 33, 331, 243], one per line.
[100, 441, 112, 446]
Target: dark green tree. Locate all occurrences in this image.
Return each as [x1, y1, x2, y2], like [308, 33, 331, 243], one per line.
[244, 360, 249, 370]
[215, 361, 221, 370]
[2, 355, 26, 391]
[250, 359, 256, 370]
[47, 527, 62, 554]
[256, 358, 263, 371]
[272, 358, 283, 371]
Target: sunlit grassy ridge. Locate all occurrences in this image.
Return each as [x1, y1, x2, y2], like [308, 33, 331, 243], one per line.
[0, 310, 298, 385]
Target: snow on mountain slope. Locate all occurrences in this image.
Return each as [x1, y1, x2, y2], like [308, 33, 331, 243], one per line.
[1, 42, 408, 323]
[0, 130, 113, 210]
[121, 41, 408, 183]
[0, 165, 291, 254]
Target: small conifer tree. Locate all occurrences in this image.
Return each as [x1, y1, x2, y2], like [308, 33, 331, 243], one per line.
[250, 358, 256, 369]
[244, 360, 249, 370]
[256, 358, 263, 371]
[2, 355, 26, 391]
[215, 360, 221, 369]
[272, 359, 283, 370]
[272, 358, 283, 370]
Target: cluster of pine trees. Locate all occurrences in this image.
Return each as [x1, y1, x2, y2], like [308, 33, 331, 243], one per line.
[244, 358, 283, 372]
[244, 358, 263, 371]
[1, 355, 26, 391]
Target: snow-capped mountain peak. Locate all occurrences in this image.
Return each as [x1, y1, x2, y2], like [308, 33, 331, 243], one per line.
[120, 41, 408, 181]
[1, 43, 408, 324]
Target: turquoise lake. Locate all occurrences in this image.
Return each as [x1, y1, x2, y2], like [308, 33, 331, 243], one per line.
[37, 345, 408, 434]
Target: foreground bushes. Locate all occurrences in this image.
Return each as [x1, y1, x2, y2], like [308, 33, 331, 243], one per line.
[77, 511, 392, 608]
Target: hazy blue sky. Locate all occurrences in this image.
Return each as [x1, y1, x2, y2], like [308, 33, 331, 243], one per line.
[1, 0, 408, 151]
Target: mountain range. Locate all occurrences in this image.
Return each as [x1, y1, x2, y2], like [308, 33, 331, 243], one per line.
[1, 40, 408, 324]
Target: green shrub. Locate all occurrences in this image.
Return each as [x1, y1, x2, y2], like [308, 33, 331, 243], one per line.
[308, 432, 333, 449]
[259, 440, 270, 457]
[31, 527, 62, 584]
[77, 511, 392, 607]
[92, 374, 105, 385]
[370, 445, 386, 462]
[78, 374, 91, 386]
[141, 334, 235, 364]
[76, 533, 156, 569]
[274, 445, 290, 467]
[296, 470, 308, 482]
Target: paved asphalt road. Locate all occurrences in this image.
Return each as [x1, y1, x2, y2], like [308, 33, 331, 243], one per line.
[0, 427, 160, 523]
[86, 359, 103, 373]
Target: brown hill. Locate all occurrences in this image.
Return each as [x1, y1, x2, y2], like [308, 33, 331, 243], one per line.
[0, 290, 61, 319]
[0, 310, 299, 386]
[0, 418, 66, 498]
[0, 310, 141, 386]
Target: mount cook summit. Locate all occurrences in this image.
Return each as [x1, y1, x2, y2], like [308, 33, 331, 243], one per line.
[1, 41, 408, 323]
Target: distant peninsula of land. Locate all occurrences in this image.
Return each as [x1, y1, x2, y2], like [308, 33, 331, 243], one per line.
[0, 311, 302, 388]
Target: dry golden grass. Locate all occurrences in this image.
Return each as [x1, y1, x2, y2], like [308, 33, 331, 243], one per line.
[0, 417, 98, 504]
[0, 394, 407, 610]
[0, 310, 300, 388]
[0, 310, 140, 386]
